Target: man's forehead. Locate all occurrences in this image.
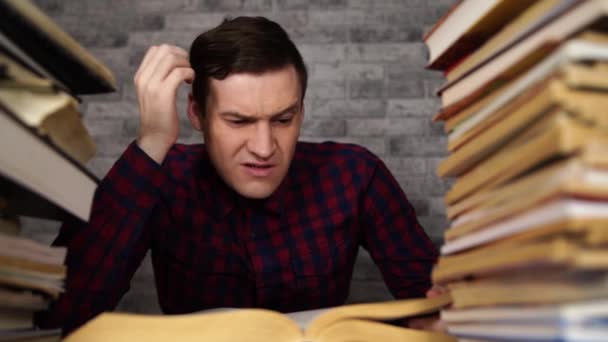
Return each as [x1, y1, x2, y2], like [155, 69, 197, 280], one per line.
[207, 66, 302, 114]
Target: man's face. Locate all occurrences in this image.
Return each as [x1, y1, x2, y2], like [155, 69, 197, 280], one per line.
[190, 65, 303, 199]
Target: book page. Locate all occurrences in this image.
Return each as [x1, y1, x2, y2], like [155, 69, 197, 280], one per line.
[286, 307, 330, 330]
[305, 293, 451, 339]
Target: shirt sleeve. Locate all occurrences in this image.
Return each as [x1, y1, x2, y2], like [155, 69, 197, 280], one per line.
[360, 158, 439, 299]
[34, 141, 169, 335]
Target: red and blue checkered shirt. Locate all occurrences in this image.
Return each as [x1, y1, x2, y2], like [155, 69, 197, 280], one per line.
[36, 140, 438, 334]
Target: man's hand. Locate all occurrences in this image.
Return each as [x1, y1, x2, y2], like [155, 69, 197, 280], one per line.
[134, 44, 194, 164]
[407, 285, 450, 332]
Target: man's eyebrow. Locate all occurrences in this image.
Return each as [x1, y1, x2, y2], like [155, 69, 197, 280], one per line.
[219, 102, 300, 120]
[270, 102, 301, 119]
[219, 111, 253, 119]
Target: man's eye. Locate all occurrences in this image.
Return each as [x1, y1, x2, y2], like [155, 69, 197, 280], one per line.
[229, 119, 249, 125]
[275, 117, 293, 124]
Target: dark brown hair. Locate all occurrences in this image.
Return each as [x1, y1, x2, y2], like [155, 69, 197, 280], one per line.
[189, 16, 308, 116]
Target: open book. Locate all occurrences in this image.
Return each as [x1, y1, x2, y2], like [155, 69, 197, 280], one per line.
[64, 294, 455, 342]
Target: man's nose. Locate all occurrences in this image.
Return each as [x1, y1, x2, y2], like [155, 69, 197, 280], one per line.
[247, 123, 276, 160]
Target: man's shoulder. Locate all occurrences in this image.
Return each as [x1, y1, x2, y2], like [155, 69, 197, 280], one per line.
[161, 143, 208, 177]
[167, 143, 205, 157]
[165, 143, 206, 162]
[295, 141, 380, 171]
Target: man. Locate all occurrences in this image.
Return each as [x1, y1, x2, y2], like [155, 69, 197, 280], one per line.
[36, 16, 440, 334]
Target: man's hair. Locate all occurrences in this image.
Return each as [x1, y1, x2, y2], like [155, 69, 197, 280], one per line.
[189, 16, 308, 116]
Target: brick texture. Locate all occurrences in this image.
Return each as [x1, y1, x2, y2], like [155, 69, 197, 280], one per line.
[28, 0, 451, 313]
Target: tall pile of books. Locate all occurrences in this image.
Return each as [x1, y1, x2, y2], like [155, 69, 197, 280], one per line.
[424, 0, 608, 341]
[0, 0, 115, 340]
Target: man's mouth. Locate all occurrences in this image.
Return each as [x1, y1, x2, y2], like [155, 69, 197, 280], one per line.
[244, 163, 273, 169]
[242, 163, 275, 177]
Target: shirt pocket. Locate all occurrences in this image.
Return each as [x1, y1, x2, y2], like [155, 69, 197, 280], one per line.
[158, 232, 254, 312]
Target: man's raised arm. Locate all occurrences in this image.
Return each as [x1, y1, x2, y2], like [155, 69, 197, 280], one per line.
[34, 45, 194, 334]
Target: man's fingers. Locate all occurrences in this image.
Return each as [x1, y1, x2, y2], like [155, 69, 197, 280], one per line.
[164, 67, 195, 97]
[426, 284, 449, 298]
[136, 44, 189, 88]
[134, 45, 158, 83]
[149, 53, 191, 86]
[168, 45, 189, 58]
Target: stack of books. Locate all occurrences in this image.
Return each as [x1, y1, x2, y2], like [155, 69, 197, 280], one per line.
[425, 0, 608, 341]
[0, 0, 115, 340]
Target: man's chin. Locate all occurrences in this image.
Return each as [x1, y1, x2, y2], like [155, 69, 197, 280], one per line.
[233, 182, 279, 200]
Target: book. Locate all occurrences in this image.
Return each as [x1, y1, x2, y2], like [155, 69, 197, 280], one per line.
[437, 0, 608, 109]
[438, 78, 608, 177]
[0, 233, 66, 266]
[444, 32, 608, 142]
[446, 269, 608, 309]
[446, 156, 608, 220]
[0, 329, 60, 342]
[0, 308, 31, 330]
[0, 31, 68, 94]
[441, 199, 608, 255]
[447, 48, 608, 149]
[0, 0, 116, 94]
[0, 104, 98, 221]
[447, 322, 607, 342]
[435, 32, 608, 126]
[64, 294, 455, 342]
[444, 160, 608, 241]
[0, 233, 66, 297]
[423, 0, 534, 70]
[434, 236, 608, 284]
[0, 52, 96, 164]
[444, 113, 608, 205]
[0, 286, 48, 311]
[443, 300, 608, 341]
[441, 298, 608, 325]
[444, 0, 580, 83]
[0, 216, 19, 235]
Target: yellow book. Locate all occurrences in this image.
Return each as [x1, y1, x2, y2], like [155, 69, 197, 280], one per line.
[438, 79, 608, 177]
[447, 270, 608, 309]
[0, 53, 96, 164]
[437, 0, 608, 108]
[444, 61, 608, 135]
[446, 156, 608, 221]
[434, 234, 608, 284]
[0, 285, 48, 311]
[445, 0, 568, 83]
[432, 36, 608, 124]
[444, 112, 608, 205]
[0, 0, 116, 93]
[64, 294, 454, 342]
[441, 198, 608, 256]
[442, 76, 516, 133]
[423, 0, 534, 70]
[444, 159, 608, 241]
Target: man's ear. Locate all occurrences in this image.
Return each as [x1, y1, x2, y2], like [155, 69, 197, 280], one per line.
[187, 93, 203, 132]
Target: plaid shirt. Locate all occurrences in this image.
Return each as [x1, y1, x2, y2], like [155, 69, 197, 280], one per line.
[36, 141, 438, 334]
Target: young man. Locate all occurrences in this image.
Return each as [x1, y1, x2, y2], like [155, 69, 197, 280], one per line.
[36, 16, 439, 334]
